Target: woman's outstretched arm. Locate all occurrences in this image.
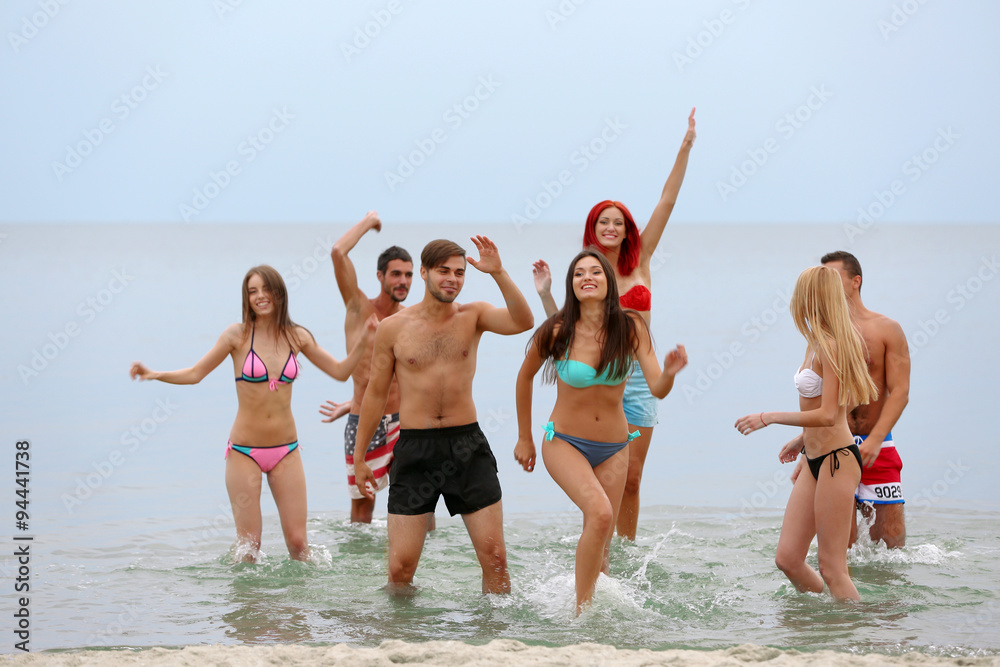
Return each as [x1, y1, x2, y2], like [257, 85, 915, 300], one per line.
[298, 314, 377, 382]
[736, 348, 842, 435]
[129, 324, 238, 385]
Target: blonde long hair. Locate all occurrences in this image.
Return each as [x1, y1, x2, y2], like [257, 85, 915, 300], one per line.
[790, 265, 877, 406]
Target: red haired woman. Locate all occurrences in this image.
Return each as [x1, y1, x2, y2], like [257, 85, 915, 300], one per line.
[130, 265, 375, 561]
[533, 109, 696, 539]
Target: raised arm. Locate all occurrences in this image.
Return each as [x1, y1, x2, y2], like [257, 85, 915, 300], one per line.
[640, 108, 696, 262]
[331, 211, 381, 309]
[860, 321, 911, 467]
[129, 325, 237, 385]
[514, 338, 545, 472]
[532, 259, 559, 319]
[352, 321, 397, 499]
[468, 235, 534, 334]
[632, 316, 687, 398]
[297, 315, 377, 382]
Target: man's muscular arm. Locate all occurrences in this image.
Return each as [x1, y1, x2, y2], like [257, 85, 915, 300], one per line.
[468, 235, 534, 335]
[860, 320, 911, 468]
[352, 319, 396, 499]
[331, 211, 381, 310]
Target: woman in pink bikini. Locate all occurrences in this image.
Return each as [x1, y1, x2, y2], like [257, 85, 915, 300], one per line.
[130, 265, 375, 561]
[532, 108, 696, 539]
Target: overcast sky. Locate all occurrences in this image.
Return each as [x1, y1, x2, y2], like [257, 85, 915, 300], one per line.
[2, 1, 996, 225]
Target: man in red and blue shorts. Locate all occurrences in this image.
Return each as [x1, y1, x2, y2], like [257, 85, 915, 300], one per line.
[823, 252, 910, 548]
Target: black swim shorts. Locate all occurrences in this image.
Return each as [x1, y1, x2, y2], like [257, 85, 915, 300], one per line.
[387, 422, 502, 516]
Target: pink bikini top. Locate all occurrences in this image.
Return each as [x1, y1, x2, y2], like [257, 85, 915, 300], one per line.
[619, 284, 652, 311]
[235, 324, 299, 391]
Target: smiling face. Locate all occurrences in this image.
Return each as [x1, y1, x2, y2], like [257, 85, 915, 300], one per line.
[572, 255, 608, 302]
[593, 205, 626, 250]
[422, 255, 466, 303]
[246, 273, 275, 317]
[379, 259, 414, 303]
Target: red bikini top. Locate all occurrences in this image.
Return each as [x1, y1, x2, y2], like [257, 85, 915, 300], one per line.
[619, 284, 651, 311]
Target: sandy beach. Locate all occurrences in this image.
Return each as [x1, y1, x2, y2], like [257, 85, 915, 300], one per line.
[7, 641, 1000, 666]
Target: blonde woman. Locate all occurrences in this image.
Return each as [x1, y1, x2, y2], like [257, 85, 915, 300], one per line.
[735, 265, 877, 601]
[130, 265, 374, 561]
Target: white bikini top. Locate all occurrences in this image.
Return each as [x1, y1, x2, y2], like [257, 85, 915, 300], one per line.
[794, 353, 823, 398]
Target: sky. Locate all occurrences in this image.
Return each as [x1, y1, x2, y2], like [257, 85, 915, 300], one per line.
[2, 0, 997, 226]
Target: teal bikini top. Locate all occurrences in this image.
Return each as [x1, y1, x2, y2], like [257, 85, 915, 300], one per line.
[554, 357, 627, 389]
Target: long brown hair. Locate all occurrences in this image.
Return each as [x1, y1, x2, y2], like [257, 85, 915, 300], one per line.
[530, 248, 647, 384]
[790, 265, 877, 406]
[240, 265, 311, 350]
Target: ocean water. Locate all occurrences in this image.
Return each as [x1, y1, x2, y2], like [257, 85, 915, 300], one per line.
[2, 222, 999, 655]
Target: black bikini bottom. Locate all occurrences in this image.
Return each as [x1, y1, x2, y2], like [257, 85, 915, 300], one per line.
[806, 444, 862, 480]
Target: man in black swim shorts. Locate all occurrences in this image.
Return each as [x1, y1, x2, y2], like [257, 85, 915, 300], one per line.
[353, 236, 533, 594]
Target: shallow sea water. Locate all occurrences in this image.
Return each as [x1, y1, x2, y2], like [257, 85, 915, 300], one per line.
[28, 505, 1000, 657]
[3, 223, 999, 656]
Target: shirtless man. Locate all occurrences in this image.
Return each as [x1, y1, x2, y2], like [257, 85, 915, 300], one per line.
[353, 236, 533, 594]
[822, 251, 910, 548]
[329, 211, 413, 523]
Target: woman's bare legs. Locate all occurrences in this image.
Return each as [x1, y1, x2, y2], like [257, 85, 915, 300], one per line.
[774, 465, 825, 593]
[616, 425, 652, 540]
[225, 451, 263, 561]
[268, 448, 310, 561]
[544, 438, 628, 613]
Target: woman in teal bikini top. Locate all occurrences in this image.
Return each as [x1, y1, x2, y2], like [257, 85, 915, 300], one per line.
[514, 248, 687, 614]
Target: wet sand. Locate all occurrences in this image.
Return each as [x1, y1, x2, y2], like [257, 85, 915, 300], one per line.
[9, 640, 1000, 665]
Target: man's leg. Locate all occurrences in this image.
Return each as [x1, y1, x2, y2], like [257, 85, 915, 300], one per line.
[462, 501, 510, 594]
[386, 513, 433, 591]
[351, 497, 375, 523]
[869, 504, 906, 548]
